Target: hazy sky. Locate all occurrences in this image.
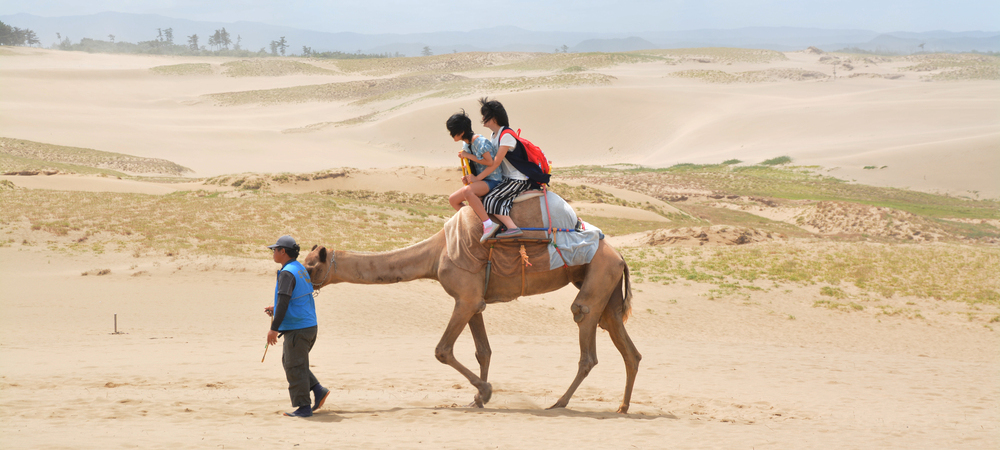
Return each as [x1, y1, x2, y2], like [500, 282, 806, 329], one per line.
[1, 0, 996, 34]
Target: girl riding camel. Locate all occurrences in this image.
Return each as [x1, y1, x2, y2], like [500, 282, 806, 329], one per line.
[446, 110, 503, 243]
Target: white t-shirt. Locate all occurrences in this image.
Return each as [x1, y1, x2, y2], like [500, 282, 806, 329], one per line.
[491, 129, 528, 181]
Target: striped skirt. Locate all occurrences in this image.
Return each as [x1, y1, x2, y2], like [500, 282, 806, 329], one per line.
[482, 179, 531, 216]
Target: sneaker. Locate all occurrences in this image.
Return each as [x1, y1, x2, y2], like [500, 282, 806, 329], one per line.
[283, 405, 313, 417]
[480, 223, 501, 243]
[496, 227, 523, 239]
[312, 386, 331, 412]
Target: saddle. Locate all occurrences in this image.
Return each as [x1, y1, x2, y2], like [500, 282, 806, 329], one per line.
[444, 193, 553, 278]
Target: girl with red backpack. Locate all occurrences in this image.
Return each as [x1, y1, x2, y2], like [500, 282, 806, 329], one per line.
[478, 97, 551, 240]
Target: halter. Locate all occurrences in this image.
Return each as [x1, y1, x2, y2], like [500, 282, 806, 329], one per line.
[310, 248, 336, 292]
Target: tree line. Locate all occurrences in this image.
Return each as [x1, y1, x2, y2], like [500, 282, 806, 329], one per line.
[1, 20, 396, 59]
[0, 20, 40, 46]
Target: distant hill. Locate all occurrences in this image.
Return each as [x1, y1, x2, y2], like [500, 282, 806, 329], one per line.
[572, 37, 658, 53]
[833, 33, 1000, 53]
[2, 12, 997, 55]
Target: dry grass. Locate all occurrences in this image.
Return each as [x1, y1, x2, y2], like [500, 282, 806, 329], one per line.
[556, 165, 1000, 222]
[0, 137, 192, 176]
[207, 72, 614, 107]
[488, 52, 665, 72]
[671, 68, 829, 83]
[220, 59, 337, 77]
[149, 63, 213, 76]
[2, 161, 997, 320]
[333, 52, 536, 76]
[0, 188, 452, 257]
[549, 182, 682, 220]
[899, 53, 1000, 81]
[622, 241, 1000, 309]
[331, 50, 761, 76]
[636, 48, 788, 64]
[203, 169, 350, 190]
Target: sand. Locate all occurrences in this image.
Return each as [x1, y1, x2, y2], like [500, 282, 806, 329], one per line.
[1, 47, 998, 449]
[1, 247, 996, 449]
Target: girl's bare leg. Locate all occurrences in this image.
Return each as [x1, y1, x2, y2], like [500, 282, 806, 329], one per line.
[464, 182, 491, 222]
[449, 189, 467, 211]
[493, 214, 517, 230]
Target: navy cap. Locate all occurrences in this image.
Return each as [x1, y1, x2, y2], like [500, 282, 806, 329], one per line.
[267, 235, 297, 249]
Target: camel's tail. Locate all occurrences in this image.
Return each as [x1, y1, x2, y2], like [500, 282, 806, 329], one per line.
[621, 262, 633, 324]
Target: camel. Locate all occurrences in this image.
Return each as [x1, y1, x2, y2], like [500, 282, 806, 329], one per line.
[302, 198, 641, 413]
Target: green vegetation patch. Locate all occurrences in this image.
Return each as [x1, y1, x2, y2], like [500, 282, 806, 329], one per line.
[554, 164, 1000, 223]
[582, 217, 674, 237]
[150, 63, 213, 76]
[759, 156, 792, 166]
[0, 137, 192, 176]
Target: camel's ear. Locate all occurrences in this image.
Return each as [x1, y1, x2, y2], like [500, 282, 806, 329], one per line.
[318, 247, 327, 263]
[311, 244, 317, 251]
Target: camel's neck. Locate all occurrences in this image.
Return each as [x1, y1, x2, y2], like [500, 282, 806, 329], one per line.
[329, 232, 442, 285]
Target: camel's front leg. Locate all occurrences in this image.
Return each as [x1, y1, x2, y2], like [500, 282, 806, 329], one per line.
[466, 312, 492, 407]
[435, 300, 492, 406]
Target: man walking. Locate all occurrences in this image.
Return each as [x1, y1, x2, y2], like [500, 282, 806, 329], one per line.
[264, 235, 330, 418]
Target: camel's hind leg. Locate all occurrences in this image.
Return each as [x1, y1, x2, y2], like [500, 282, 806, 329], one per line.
[549, 248, 623, 410]
[466, 312, 492, 407]
[599, 274, 641, 414]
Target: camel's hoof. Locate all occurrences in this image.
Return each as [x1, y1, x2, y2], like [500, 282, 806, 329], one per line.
[617, 405, 630, 414]
[477, 382, 492, 405]
[467, 395, 484, 408]
[546, 403, 567, 410]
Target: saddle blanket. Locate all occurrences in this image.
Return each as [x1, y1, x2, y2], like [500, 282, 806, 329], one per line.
[538, 190, 603, 270]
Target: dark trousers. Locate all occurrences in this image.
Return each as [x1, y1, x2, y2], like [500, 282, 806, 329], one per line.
[281, 326, 319, 408]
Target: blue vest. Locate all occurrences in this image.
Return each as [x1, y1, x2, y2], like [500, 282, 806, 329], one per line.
[273, 260, 317, 331]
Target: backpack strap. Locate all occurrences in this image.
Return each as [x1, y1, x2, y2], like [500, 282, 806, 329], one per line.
[498, 127, 518, 146]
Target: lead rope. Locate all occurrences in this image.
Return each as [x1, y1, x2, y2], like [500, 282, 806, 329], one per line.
[311, 249, 336, 296]
[484, 245, 495, 296]
[519, 244, 532, 297]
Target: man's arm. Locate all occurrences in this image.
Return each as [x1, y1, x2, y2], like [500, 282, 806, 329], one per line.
[267, 271, 296, 345]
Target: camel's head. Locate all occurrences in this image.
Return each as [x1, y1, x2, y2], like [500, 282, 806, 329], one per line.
[303, 244, 334, 288]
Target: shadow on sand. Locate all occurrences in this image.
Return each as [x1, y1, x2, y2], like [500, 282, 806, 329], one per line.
[317, 406, 676, 421]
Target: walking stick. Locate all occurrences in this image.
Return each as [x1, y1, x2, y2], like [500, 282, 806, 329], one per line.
[262, 315, 273, 363]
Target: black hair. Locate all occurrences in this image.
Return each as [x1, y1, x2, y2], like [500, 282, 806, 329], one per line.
[479, 97, 509, 127]
[284, 245, 300, 260]
[445, 109, 474, 141]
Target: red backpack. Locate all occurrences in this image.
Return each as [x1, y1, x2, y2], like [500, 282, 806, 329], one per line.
[499, 128, 551, 175]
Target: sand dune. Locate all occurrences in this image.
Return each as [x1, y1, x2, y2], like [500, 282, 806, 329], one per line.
[1, 47, 998, 449]
[1, 47, 996, 197]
